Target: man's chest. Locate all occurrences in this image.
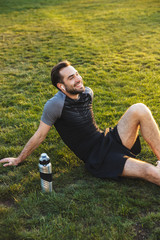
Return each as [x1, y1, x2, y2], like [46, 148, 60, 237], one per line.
[60, 95, 93, 125]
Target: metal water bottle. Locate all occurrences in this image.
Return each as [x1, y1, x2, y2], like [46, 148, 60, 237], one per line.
[38, 153, 52, 192]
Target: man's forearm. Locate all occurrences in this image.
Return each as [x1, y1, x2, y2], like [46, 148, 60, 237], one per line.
[17, 132, 45, 163]
[0, 121, 51, 167]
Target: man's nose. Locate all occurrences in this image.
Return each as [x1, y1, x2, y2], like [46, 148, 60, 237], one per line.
[76, 74, 82, 81]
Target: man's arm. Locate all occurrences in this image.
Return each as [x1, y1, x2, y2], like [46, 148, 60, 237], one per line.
[0, 121, 51, 167]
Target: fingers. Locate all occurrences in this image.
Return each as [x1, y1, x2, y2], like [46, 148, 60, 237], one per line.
[0, 158, 16, 167]
[0, 158, 8, 166]
[1, 163, 10, 167]
[0, 158, 10, 162]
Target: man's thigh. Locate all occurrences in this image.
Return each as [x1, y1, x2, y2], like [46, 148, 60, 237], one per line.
[121, 158, 148, 179]
[117, 105, 140, 149]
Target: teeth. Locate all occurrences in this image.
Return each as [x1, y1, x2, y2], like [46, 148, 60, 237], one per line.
[76, 83, 82, 87]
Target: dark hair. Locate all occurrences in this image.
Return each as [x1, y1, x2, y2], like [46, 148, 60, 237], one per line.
[51, 60, 70, 88]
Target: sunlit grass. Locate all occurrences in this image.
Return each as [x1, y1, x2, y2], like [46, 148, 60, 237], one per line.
[0, 0, 160, 239]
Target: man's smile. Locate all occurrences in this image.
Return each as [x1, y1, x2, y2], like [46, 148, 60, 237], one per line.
[75, 82, 83, 88]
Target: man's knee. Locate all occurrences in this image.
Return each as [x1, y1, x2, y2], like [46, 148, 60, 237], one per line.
[129, 103, 151, 119]
[144, 163, 157, 180]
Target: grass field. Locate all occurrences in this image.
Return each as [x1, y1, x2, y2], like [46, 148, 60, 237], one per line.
[0, 0, 160, 239]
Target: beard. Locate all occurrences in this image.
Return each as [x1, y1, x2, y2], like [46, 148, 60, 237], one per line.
[64, 82, 85, 95]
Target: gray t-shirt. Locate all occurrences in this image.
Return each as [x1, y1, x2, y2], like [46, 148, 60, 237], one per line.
[41, 87, 102, 161]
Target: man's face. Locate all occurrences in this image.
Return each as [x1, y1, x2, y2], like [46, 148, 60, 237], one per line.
[59, 66, 85, 95]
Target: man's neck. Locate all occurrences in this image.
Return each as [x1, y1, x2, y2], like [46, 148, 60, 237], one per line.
[63, 91, 80, 100]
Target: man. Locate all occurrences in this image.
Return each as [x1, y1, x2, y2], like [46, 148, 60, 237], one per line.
[1, 61, 160, 186]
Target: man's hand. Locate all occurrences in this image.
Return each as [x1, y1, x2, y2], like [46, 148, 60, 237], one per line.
[0, 121, 51, 168]
[0, 157, 21, 167]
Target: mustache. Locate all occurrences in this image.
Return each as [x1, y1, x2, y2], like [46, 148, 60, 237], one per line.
[74, 81, 82, 87]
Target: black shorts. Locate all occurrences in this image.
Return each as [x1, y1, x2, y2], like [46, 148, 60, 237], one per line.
[85, 126, 141, 179]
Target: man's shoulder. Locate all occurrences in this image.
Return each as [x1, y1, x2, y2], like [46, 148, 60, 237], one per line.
[41, 91, 66, 126]
[84, 87, 93, 99]
[85, 86, 93, 93]
[45, 91, 66, 108]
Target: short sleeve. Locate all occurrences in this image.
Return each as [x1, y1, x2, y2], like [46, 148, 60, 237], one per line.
[41, 91, 65, 126]
[85, 87, 93, 101]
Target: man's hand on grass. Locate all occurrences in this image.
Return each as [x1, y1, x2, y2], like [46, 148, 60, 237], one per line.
[0, 157, 21, 167]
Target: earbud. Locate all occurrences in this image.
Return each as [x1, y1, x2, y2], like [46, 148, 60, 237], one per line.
[61, 86, 65, 91]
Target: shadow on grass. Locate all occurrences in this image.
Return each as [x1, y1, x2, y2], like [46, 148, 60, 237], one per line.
[1, 162, 160, 240]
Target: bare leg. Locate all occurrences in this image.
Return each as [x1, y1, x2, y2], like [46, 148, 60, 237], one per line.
[117, 103, 160, 185]
[117, 103, 160, 159]
[121, 158, 160, 186]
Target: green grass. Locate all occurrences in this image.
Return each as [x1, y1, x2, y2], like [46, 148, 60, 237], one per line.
[0, 0, 160, 239]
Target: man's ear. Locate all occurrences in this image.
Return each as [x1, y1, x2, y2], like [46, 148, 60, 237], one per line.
[57, 83, 65, 91]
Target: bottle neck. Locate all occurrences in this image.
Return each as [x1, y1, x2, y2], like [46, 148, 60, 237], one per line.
[39, 160, 50, 165]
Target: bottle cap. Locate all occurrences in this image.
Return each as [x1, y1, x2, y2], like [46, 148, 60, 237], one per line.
[39, 153, 50, 165]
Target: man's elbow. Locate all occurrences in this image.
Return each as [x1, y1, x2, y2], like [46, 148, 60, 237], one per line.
[35, 131, 47, 144]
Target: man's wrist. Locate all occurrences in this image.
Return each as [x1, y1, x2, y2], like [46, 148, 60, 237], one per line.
[16, 156, 23, 165]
